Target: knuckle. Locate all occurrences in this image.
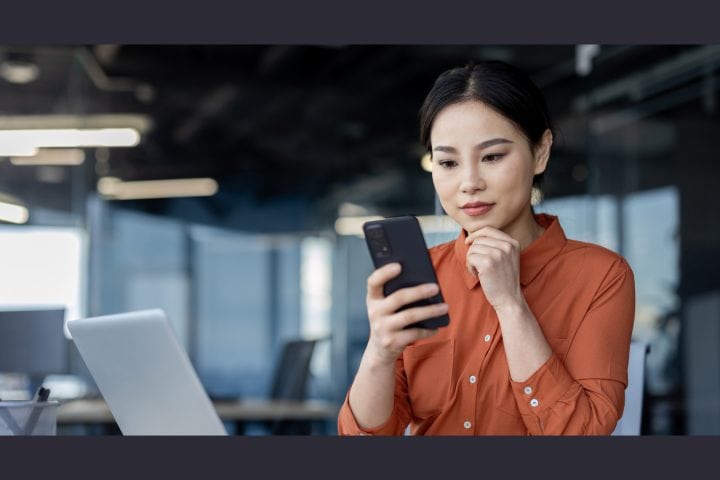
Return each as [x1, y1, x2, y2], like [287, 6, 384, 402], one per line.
[395, 310, 409, 324]
[396, 289, 412, 304]
[407, 285, 434, 303]
[398, 310, 414, 325]
[384, 293, 400, 312]
[396, 288, 416, 307]
[408, 308, 424, 324]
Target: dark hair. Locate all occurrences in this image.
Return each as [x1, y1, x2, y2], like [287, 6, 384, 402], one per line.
[419, 60, 553, 189]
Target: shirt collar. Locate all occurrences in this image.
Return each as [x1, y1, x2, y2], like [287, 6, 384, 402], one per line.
[453, 213, 567, 290]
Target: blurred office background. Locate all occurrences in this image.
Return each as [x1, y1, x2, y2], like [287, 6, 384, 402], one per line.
[0, 45, 718, 434]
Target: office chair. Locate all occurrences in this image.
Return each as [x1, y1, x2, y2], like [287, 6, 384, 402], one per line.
[612, 340, 650, 435]
[269, 339, 318, 401]
[267, 338, 318, 435]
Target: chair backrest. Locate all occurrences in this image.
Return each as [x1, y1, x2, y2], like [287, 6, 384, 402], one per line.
[612, 340, 649, 435]
[269, 339, 317, 400]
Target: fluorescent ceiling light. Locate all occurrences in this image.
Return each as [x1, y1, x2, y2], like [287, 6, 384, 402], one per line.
[335, 214, 459, 236]
[0, 128, 140, 148]
[0, 145, 38, 157]
[334, 215, 384, 236]
[0, 60, 40, 84]
[0, 114, 152, 132]
[0, 201, 29, 224]
[97, 177, 219, 200]
[10, 149, 86, 166]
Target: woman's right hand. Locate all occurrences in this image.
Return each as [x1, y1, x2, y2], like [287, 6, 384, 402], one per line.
[365, 262, 449, 366]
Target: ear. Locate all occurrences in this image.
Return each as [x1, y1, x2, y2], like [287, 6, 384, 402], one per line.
[533, 129, 553, 175]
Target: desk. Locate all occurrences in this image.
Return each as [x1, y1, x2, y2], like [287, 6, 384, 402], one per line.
[57, 398, 340, 434]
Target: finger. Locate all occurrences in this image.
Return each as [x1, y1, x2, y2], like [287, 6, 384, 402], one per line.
[468, 264, 478, 277]
[465, 225, 508, 241]
[383, 282, 440, 313]
[466, 244, 504, 275]
[386, 302, 449, 330]
[366, 263, 402, 300]
[466, 230, 519, 249]
[465, 227, 519, 247]
[468, 236, 515, 255]
[395, 327, 439, 347]
[374, 327, 439, 354]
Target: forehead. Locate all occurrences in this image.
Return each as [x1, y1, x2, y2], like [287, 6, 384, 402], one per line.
[430, 100, 521, 142]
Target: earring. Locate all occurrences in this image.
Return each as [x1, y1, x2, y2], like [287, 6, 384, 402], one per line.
[531, 187, 543, 206]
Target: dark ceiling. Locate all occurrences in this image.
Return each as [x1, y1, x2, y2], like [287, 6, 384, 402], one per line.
[0, 45, 716, 231]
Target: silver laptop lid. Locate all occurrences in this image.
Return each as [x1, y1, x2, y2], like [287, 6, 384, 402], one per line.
[67, 309, 226, 435]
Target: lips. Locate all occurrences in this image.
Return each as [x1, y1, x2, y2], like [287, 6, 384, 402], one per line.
[460, 202, 495, 216]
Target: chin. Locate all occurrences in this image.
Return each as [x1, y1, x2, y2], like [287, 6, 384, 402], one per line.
[458, 217, 499, 234]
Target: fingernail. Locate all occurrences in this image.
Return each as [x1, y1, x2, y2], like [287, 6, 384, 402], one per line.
[425, 283, 439, 294]
[389, 263, 401, 272]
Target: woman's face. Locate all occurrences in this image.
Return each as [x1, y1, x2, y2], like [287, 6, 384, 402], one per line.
[430, 100, 551, 238]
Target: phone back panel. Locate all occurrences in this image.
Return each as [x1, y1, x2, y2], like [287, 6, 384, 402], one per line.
[363, 216, 449, 329]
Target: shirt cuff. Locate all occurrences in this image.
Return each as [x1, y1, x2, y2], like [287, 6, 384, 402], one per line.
[510, 353, 577, 418]
[337, 389, 404, 436]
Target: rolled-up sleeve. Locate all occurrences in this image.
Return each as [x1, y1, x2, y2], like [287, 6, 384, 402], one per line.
[337, 356, 412, 436]
[510, 258, 635, 435]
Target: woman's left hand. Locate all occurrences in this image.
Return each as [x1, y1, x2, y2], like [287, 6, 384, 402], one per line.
[465, 227, 523, 310]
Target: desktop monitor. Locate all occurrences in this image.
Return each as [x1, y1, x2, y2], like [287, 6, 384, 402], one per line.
[0, 308, 68, 379]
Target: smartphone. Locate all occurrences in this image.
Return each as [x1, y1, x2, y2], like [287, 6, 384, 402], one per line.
[363, 215, 450, 329]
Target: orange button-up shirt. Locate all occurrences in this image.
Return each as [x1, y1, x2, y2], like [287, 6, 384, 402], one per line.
[338, 214, 635, 435]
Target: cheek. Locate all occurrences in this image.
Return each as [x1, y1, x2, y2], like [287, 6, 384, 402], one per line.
[492, 159, 534, 193]
[431, 173, 457, 210]
[431, 172, 450, 197]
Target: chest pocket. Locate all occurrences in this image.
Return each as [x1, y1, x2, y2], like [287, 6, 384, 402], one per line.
[403, 339, 454, 419]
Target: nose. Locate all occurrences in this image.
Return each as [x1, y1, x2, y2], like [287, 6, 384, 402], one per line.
[459, 163, 486, 194]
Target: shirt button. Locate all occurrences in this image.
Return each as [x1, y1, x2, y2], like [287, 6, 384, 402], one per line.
[463, 421, 472, 429]
[523, 386, 533, 395]
[469, 375, 477, 384]
[484, 334, 491, 342]
[530, 398, 539, 408]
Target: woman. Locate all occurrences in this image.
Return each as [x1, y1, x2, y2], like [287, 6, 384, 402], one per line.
[337, 60, 635, 435]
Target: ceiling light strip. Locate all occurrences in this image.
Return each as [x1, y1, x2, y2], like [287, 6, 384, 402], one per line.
[9, 149, 86, 166]
[0, 128, 140, 149]
[0, 201, 29, 224]
[97, 177, 219, 200]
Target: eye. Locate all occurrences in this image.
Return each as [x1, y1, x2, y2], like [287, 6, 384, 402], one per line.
[483, 153, 505, 162]
[437, 159, 458, 168]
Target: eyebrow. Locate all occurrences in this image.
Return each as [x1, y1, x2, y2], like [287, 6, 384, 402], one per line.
[433, 138, 513, 153]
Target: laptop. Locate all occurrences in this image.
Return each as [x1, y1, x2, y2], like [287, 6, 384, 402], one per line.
[67, 309, 226, 435]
